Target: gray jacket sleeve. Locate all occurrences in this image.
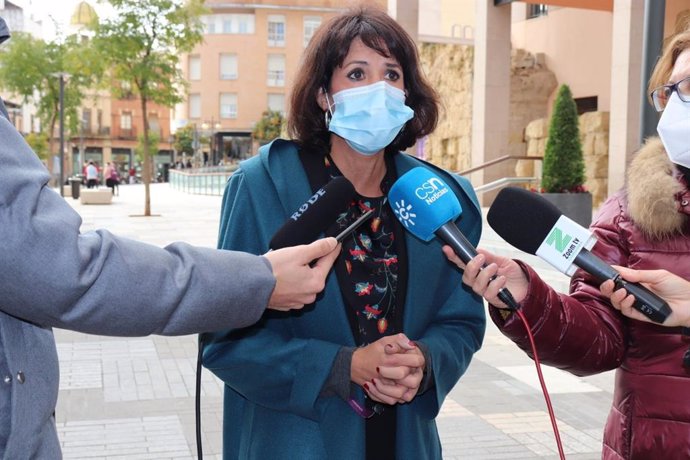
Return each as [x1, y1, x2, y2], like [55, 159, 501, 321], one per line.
[0, 114, 275, 336]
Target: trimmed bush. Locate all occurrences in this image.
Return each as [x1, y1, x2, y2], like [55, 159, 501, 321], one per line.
[542, 84, 585, 193]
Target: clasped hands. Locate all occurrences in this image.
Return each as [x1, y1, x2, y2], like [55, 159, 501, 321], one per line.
[351, 333, 425, 406]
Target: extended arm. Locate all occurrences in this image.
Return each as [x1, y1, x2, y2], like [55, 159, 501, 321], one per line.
[0, 116, 335, 336]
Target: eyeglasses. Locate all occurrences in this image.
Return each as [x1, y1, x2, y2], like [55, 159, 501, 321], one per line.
[650, 75, 690, 112]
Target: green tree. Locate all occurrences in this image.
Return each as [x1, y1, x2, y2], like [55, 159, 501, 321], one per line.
[173, 124, 195, 156]
[25, 132, 49, 162]
[252, 110, 285, 144]
[135, 131, 160, 171]
[0, 33, 102, 160]
[93, 0, 206, 216]
[542, 84, 585, 193]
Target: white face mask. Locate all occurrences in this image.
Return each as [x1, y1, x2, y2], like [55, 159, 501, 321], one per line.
[657, 92, 690, 169]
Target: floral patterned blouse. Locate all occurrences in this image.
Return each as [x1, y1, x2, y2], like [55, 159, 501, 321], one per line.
[323, 154, 405, 345]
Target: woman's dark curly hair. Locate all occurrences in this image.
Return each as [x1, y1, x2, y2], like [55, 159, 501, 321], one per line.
[288, 6, 439, 156]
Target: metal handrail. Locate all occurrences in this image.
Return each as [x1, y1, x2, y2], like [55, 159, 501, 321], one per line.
[474, 176, 539, 194]
[456, 154, 543, 194]
[458, 155, 542, 176]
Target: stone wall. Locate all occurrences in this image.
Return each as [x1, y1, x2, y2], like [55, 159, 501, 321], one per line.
[522, 111, 610, 207]
[418, 43, 474, 172]
[417, 42, 610, 207]
[418, 43, 557, 173]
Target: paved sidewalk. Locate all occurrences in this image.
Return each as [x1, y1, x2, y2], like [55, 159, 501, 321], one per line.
[56, 183, 614, 459]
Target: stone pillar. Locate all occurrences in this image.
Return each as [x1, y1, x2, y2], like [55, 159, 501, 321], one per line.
[472, 0, 512, 204]
[388, 0, 419, 40]
[103, 138, 112, 167]
[608, 0, 645, 195]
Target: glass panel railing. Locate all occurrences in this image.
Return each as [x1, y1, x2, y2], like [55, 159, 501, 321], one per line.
[168, 165, 237, 196]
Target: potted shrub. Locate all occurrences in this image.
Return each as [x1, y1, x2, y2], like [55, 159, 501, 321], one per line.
[541, 84, 592, 227]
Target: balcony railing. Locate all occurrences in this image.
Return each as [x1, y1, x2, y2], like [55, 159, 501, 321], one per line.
[116, 127, 137, 139]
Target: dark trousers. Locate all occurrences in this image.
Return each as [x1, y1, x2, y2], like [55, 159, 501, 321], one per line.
[106, 178, 119, 195]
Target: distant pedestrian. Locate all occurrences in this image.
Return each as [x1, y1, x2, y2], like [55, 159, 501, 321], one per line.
[105, 162, 120, 195]
[85, 161, 98, 188]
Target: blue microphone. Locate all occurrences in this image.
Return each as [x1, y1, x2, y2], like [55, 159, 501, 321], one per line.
[389, 167, 519, 310]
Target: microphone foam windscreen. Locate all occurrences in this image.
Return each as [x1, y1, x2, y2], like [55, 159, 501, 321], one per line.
[269, 176, 356, 250]
[487, 187, 562, 255]
[388, 167, 462, 242]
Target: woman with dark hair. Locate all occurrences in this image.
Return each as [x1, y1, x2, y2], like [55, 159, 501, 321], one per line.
[448, 27, 690, 459]
[201, 6, 485, 460]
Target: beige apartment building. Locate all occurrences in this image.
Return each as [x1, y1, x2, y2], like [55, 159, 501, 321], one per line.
[177, 0, 384, 166]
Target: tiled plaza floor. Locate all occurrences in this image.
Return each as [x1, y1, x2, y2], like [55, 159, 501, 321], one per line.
[55, 183, 613, 459]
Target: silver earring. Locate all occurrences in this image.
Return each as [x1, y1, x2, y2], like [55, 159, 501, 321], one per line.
[323, 90, 333, 128]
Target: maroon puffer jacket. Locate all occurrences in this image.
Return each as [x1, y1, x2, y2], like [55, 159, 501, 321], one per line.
[491, 137, 690, 459]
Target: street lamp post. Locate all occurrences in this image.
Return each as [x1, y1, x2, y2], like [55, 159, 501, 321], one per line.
[190, 123, 200, 168]
[52, 72, 70, 196]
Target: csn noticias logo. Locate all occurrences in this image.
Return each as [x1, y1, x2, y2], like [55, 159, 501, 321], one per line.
[392, 200, 416, 228]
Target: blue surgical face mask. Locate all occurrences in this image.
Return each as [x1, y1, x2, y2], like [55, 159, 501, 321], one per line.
[326, 81, 414, 156]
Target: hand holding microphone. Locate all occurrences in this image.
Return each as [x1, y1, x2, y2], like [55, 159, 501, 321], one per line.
[444, 248, 529, 310]
[388, 167, 520, 310]
[488, 187, 671, 323]
[265, 176, 369, 310]
[601, 267, 690, 327]
[264, 238, 340, 310]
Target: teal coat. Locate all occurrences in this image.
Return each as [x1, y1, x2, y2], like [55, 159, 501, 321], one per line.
[202, 140, 486, 459]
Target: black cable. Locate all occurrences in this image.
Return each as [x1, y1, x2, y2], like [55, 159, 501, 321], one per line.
[195, 338, 204, 459]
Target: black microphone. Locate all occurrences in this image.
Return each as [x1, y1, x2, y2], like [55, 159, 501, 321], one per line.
[269, 176, 356, 250]
[487, 187, 671, 323]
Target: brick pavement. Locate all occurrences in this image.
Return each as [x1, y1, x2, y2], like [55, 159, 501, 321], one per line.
[55, 183, 614, 459]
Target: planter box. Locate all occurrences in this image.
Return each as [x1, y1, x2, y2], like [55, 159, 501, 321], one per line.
[541, 192, 593, 228]
[80, 187, 113, 205]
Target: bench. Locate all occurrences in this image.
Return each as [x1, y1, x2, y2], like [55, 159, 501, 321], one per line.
[80, 187, 113, 205]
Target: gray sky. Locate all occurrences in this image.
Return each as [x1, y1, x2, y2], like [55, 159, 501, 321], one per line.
[18, 0, 113, 41]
